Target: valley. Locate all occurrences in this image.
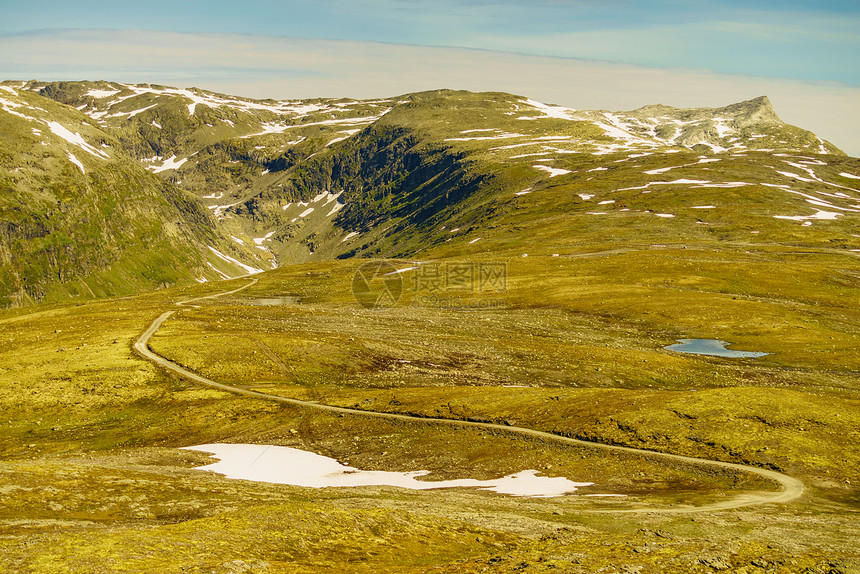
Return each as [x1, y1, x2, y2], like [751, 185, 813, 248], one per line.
[0, 81, 858, 573]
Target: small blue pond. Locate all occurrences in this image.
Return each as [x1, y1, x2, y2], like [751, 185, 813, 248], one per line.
[665, 339, 769, 358]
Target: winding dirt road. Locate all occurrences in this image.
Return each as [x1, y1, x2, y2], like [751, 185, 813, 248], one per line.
[134, 277, 804, 513]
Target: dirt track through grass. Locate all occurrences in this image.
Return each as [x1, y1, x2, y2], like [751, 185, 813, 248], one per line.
[133, 276, 805, 513]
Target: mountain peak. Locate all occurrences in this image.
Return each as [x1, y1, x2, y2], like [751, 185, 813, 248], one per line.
[630, 95, 779, 125]
[718, 95, 780, 126]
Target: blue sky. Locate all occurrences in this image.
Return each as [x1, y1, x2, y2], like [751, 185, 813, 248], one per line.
[2, 0, 859, 153]
[3, 0, 858, 84]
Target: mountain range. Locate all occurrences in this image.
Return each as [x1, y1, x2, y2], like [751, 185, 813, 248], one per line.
[1, 80, 858, 307]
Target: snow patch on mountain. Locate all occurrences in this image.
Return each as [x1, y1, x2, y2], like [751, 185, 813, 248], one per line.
[67, 152, 85, 173]
[327, 202, 345, 216]
[47, 122, 110, 159]
[146, 155, 188, 173]
[208, 247, 263, 275]
[86, 89, 121, 99]
[207, 262, 232, 280]
[774, 210, 842, 222]
[532, 165, 571, 178]
[326, 129, 361, 146]
[254, 231, 277, 245]
[447, 132, 526, 142]
[518, 98, 577, 120]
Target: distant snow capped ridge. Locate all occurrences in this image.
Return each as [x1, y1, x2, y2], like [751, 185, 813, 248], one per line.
[511, 95, 833, 156]
[2, 79, 855, 307]
[18, 80, 843, 158]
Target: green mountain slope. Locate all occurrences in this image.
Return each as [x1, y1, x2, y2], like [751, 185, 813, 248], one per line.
[7, 80, 859, 306]
[0, 83, 268, 307]
[195, 89, 858, 263]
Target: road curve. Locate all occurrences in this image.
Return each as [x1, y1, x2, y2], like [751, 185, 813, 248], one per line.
[134, 277, 804, 513]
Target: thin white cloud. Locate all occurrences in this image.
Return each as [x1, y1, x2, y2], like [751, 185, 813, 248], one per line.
[2, 29, 858, 156]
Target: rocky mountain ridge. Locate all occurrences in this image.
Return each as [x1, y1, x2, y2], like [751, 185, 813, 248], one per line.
[2, 80, 858, 307]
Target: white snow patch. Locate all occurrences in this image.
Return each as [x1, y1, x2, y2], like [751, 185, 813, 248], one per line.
[774, 210, 842, 222]
[532, 165, 571, 178]
[776, 170, 817, 183]
[298, 207, 315, 218]
[598, 200, 615, 205]
[711, 117, 733, 138]
[231, 236, 245, 245]
[86, 89, 121, 99]
[510, 152, 554, 159]
[0, 96, 36, 120]
[243, 115, 385, 139]
[242, 122, 288, 138]
[342, 232, 359, 243]
[326, 128, 361, 147]
[461, 128, 497, 134]
[655, 213, 675, 218]
[147, 155, 188, 173]
[699, 142, 729, 153]
[578, 193, 594, 200]
[468, 238, 482, 244]
[644, 166, 677, 175]
[84, 89, 120, 100]
[67, 152, 85, 173]
[518, 98, 577, 121]
[152, 121, 162, 129]
[446, 132, 525, 142]
[690, 205, 716, 209]
[326, 202, 345, 217]
[208, 246, 263, 275]
[665, 179, 710, 185]
[693, 182, 751, 188]
[206, 262, 232, 280]
[182, 444, 593, 498]
[323, 191, 343, 206]
[125, 103, 158, 118]
[48, 122, 110, 159]
[253, 231, 277, 245]
[839, 172, 860, 180]
[616, 179, 710, 192]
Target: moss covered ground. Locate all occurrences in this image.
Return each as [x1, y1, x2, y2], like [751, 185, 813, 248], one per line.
[2, 242, 858, 572]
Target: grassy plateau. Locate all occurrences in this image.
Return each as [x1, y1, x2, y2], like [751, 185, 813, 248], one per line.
[1, 83, 859, 573]
[1, 247, 858, 573]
